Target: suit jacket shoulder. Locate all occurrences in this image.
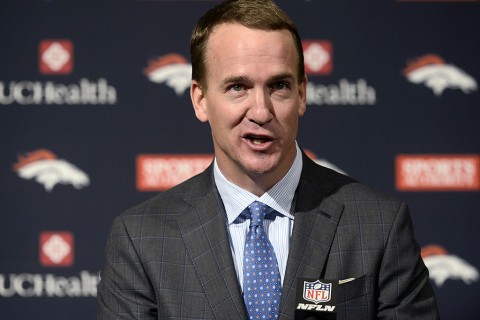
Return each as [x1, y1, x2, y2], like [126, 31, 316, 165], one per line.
[99, 165, 248, 320]
[121, 164, 216, 218]
[279, 154, 439, 320]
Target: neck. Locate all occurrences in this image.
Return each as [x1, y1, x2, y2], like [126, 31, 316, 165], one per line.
[216, 155, 297, 197]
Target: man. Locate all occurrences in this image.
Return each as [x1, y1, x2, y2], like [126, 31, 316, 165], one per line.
[97, 1, 440, 319]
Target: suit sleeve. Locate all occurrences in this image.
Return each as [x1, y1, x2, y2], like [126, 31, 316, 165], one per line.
[96, 216, 158, 320]
[377, 202, 440, 319]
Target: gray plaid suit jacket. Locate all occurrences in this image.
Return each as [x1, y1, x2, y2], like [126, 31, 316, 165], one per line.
[97, 152, 439, 319]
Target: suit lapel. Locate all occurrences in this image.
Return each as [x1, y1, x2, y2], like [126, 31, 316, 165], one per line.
[175, 155, 353, 319]
[177, 171, 247, 320]
[279, 198, 344, 318]
[279, 155, 348, 319]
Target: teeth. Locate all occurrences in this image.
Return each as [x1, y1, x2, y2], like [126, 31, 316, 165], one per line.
[246, 136, 269, 145]
[251, 137, 269, 145]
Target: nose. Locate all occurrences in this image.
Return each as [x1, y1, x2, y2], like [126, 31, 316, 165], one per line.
[247, 89, 273, 126]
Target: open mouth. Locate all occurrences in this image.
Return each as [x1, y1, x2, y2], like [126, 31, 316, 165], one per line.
[244, 135, 272, 145]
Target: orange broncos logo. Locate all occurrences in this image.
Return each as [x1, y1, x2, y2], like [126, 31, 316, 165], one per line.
[422, 244, 479, 287]
[144, 53, 192, 96]
[403, 54, 477, 96]
[14, 149, 90, 192]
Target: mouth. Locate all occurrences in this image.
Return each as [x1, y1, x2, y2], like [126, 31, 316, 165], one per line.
[246, 135, 271, 144]
[243, 134, 274, 149]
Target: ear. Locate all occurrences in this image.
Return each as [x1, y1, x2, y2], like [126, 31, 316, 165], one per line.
[190, 80, 209, 122]
[298, 75, 307, 116]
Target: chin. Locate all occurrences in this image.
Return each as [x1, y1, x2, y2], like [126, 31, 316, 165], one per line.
[242, 158, 279, 176]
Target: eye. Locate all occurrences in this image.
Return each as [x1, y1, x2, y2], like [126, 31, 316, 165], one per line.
[227, 84, 246, 92]
[270, 81, 290, 91]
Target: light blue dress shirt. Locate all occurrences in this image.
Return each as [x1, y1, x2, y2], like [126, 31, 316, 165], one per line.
[213, 143, 303, 290]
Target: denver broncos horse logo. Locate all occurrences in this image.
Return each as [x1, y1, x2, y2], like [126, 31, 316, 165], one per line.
[144, 53, 192, 96]
[403, 54, 477, 96]
[13, 149, 90, 192]
[422, 245, 479, 287]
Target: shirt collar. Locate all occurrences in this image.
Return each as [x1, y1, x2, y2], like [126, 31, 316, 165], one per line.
[214, 143, 303, 224]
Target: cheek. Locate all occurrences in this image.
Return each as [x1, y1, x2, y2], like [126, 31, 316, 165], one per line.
[209, 106, 245, 129]
[207, 107, 236, 135]
[277, 107, 300, 128]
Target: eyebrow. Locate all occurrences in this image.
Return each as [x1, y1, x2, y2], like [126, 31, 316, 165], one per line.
[221, 76, 250, 87]
[221, 73, 296, 87]
[269, 73, 296, 83]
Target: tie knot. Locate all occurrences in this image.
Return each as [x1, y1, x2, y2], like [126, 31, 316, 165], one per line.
[246, 201, 273, 227]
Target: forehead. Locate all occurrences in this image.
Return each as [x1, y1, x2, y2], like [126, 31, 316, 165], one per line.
[204, 23, 298, 77]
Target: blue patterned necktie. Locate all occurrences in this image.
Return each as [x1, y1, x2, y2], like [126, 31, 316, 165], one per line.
[243, 201, 282, 320]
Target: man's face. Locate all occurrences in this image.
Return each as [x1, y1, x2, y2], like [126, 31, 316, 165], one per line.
[191, 23, 306, 192]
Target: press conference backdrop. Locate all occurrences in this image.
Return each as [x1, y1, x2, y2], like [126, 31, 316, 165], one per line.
[1, 0, 479, 319]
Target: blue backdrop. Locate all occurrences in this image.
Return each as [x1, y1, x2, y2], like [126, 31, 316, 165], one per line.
[1, 0, 479, 319]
